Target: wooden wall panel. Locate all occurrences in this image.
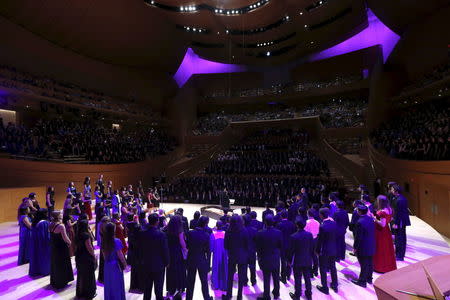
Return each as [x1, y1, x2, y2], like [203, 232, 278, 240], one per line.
[369, 144, 450, 237]
[0, 186, 46, 223]
[0, 153, 178, 218]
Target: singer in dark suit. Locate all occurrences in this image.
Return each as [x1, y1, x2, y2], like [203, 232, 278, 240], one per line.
[391, 185, 410, 261]
[224, 214, 249, 300]
[316, 208, 338, 295]
[139, 213, 170, 300]
[333, 200, 349, 261]
[288, 217, 314, 300]
[255, 214, 283, 300]
[186, 217, 213, 300]
[244, 214, 258, 286]
[352, 205, 376, 288]
[276, 210, 296, 283]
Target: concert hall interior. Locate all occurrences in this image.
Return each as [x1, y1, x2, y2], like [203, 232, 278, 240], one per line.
[0, 1, 449, 300]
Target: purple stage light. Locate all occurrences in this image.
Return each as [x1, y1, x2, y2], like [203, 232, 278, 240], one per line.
[173, 48, 247, 87]
[308, 9, 400, 63]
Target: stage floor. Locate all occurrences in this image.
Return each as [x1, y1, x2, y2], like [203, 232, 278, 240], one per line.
[1, 203, 449, 300]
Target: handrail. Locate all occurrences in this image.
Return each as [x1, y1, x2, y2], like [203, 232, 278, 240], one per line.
[321, 139, 361, 185]
[368, 140, 450, 175]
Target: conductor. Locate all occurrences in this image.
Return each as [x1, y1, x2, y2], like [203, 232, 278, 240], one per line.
[219, 187, 230, 214]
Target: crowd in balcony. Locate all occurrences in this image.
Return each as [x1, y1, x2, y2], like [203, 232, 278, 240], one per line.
[371, 99, 449, 161]
[0, 65, 159, 118]
[166, 174, 339, 207]
[168, 129, 335, 206]
[298, 98, 367, 128]
[0, 118, 177, 163]
[205, 129, 329, 176]
[192, 108, 295, 135]
[399, 61, 450, 95]
[204, 75, 362, 99]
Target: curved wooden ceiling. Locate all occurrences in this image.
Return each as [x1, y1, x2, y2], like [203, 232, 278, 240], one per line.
[0, 0, 375, 69]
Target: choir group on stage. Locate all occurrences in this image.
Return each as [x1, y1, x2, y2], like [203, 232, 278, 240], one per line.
[17, 174, 410, 300]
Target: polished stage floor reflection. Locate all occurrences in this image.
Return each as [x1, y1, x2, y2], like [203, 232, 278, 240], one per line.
[1, 203, 449, 300]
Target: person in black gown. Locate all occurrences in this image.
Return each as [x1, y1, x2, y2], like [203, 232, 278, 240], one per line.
[165, 215, 188, 297]
[126, 213, 143, 293]
[75, 219, 97, 299]
[49, 211, 74, 289]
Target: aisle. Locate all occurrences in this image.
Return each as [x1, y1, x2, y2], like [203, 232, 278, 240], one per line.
[1, 203, 449, 300]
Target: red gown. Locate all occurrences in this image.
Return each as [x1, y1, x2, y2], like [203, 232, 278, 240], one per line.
[114, 220, 128, 254]
[373, 210, 397, 273]
[84, 200, 93, 220]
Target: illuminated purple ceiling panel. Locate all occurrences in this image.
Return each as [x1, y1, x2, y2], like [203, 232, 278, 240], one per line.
[308, 9, 400, 63]
[173, 48, 247, 87]
[173, 9, 400, 87]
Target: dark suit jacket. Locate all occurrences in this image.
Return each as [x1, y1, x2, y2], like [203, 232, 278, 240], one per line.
[246, 225, 257, 261]
[316, 219, 337, 257]
[262, 209, 274, 221]
[333, 209, 349, 236]
[289, 229, 314, 267]
[393, 194, 411, 227]
[353, 215, 376, 256]
[300, 193, 309, 208]
[349, 209, 360, 232]
[189, 219, 198, 230]
[288, 201, 300, 222]
[186, 228, 210, 269]
[219, 191, 230, 208]
[224, 228, 250, 264]
[180, 215, 189, 234]
[250, 219, 263, 231]
[139, 226, 169, 272]
[255, 227, 283, 271]
[276, 219, 296, 257]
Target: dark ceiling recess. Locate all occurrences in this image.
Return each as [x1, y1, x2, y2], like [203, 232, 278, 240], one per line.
[255, 44, 297, 57]
[143, 0, 270, 15]
[191, 41, 225, 48]
[228, 16, 290, 35]
[306, 0, 329, 12]
[237, 32, 297, 48]
[308, 7, 352, 30]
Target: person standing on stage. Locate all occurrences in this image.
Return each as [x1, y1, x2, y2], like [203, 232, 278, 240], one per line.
[373, 195, 397, 273]
[223, 214, 249, 300]
[243, 214, 258, 286]
[333, 200, 349, 262]
[288, 217, 313, 300]
[139, 213, 169, 300]
[305, 209, 320, 277]
[276, 210, 296, 284]
[315, 208, 338, 295]
[351, 205, 375, 288]
[186, 216, 213, 300]
[391, 184, 410, 261]
[255, 214, 283, 300]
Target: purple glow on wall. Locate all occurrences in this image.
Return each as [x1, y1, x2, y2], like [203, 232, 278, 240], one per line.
[309, 9, 400, 63]
[173, 48, 247, 87]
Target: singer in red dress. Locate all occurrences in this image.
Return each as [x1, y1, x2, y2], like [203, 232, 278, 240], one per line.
[373, 195, 397, 273]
